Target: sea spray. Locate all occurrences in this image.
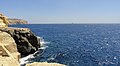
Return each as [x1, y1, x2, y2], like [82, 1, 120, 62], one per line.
[20, 37, 49, 66]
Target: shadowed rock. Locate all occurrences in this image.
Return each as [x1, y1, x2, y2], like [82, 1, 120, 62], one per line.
[0, 27, 40, 56]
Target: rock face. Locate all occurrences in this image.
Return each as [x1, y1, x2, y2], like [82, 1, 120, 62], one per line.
[0, 31, 20, 66]
[8, 18, 28, 25]
[0, 27, 40, 56]
[0, 13, 8, 27]
[26, 62, 66, 66]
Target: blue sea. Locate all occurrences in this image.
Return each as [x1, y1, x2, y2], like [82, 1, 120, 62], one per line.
[10, 24, 120, 66]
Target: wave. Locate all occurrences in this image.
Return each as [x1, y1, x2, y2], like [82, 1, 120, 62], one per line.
[20, 37, 49, 66]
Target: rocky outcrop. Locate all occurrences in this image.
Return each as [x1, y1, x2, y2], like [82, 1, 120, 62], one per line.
[0, 13, 8, 27]
[0, 27, 40, 56]
[26, 62, 66, 66]
[8, 18, 28, 25]
[0, 28, 66, 66]
[0, 29, 66, 66]
[0, 13, 66, 66]
[0, 31, 20, 66]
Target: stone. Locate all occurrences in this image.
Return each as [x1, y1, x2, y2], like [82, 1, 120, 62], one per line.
[0, 27, 41, 56]
[0, 13, 8, 27]
[0, 22, 6, 27]
[26, 62, 66, 66]
[0, 31, 20, 66]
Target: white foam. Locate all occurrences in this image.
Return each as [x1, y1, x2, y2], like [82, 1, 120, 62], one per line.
[20, 37, 49, 65]
[20, 53, 35, 65]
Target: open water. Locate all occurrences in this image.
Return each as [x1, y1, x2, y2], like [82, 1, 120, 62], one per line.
[10, 24, 120, 66]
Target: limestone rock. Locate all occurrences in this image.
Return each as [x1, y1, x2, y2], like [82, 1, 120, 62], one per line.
[0, 13, 8, 27]
[0, 31, 20, 66]
[8, 18, 28, 25]
[0, 22, 6, 27]
[0, 27, 40, 56]
[26, 62, 66, 66]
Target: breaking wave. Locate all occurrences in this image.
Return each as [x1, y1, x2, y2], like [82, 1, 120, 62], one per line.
[20, 37, 49, 66]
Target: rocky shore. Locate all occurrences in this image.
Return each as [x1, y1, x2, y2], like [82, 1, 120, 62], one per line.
[26, 62, 66, 66]
[0, 13, 66, 66]
[0, 27, 40, 56]
[0, 27, 66, 66]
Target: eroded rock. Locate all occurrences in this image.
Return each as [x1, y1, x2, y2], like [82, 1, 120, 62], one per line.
[0, 27, 40, 56]
[0, 31, 20, 66]
[0, 13, 8, 27]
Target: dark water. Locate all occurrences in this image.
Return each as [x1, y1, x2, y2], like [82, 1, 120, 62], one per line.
[10, 24, 120, 66]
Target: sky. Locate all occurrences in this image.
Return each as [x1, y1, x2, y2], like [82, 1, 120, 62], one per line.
[0, 0, 120, 24]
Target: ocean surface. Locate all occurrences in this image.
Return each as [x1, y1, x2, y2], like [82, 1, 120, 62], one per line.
[10, 24, 120, 66]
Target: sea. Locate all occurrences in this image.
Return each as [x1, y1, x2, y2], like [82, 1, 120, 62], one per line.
[10, 24, 120, 66]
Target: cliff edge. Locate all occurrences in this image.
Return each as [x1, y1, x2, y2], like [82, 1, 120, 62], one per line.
[8, 18, 28, 25]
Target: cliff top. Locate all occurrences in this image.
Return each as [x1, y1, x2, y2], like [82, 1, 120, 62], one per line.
[8, 18, 28, 25]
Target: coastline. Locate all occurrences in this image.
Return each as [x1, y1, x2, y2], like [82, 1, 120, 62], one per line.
[0, 13, 66, 66]
[0, 27, 66, 66]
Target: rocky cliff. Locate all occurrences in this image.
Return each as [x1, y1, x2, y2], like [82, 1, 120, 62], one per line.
[0, 27, 40, 56]
[0, 27, 66, 66]
[8, 18, 28, 25]
[0, 13, 65, 66]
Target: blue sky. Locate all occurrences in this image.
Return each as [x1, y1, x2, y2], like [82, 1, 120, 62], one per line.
[0, 0, 120, 24]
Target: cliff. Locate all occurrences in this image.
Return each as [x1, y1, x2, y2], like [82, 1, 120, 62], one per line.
[0, 27, 66, 66]
[0, 27, 40, 56]
[8, 18, 28, 25]
[0, 13, 65, 66]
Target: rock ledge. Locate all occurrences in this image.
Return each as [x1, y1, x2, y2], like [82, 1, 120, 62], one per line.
[26, 62, 66, 66]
